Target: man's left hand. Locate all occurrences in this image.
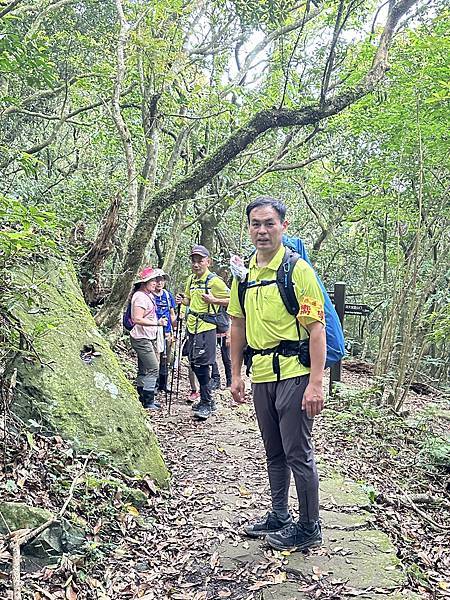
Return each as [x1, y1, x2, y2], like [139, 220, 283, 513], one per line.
[302, 382, 324, 418]
[202, 293, 217, 304]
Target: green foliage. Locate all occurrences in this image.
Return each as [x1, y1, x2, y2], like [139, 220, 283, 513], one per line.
[359, 482, 378, 504]
[327, 382, 450, 480]
[425, 296, 450, 344]
[0, 0, 447, 394]
[332, 381, 383, 408]
[420, 434, 450, 468]
[0, 194, 58, 264]
[226, 0, 298, 28]
[0, 22, 57, 90]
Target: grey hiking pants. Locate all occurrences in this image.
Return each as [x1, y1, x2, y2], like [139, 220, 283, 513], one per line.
[252, 375, 319, 523]
[130, 337, 159, 392]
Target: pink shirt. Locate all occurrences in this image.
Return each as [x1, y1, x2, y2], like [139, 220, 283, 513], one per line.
[130, 291, 157, 340]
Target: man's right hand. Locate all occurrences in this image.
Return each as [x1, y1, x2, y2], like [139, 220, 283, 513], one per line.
[231, 377, 246, 404]
[175, 293, 184, 304]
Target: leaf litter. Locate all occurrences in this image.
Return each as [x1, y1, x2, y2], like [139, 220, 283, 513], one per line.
[0, 356, 448, 599]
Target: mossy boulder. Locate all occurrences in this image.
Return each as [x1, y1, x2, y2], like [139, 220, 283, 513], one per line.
[0, 502, 53, 532]
[9, 258, 168, 486]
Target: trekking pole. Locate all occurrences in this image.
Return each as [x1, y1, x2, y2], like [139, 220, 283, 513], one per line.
[168, 304, 181, 415]
[162, 325, 168, 407]
[174, 314, 183, 407]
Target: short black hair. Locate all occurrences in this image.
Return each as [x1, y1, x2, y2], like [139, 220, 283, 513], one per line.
[246, 196, 287, 223]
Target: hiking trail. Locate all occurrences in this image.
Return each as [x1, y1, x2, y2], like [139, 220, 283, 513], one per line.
[143, 376, 420, 600]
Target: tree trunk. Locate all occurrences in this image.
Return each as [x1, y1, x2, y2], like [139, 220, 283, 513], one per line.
[199, 213, 218, 253]
[79, 193, 121, 306]
[162, 200, 189, 274]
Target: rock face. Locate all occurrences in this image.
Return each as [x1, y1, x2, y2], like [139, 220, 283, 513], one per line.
[0, 502, 84, 570]
[10, 258, 168, 485]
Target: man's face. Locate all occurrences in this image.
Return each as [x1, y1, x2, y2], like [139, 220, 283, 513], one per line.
[155, 277, 165, 292]
[248, 206, 287, 253]
[191, 254, 209, 277]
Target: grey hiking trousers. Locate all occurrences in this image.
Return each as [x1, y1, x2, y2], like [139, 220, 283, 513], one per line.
[252, 375, 319, 523]
[130, 337, 159, 392]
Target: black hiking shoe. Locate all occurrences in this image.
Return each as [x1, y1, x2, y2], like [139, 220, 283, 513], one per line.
[142, 390, 160, 411]
[192, 402, 212, 420]
[192, 399, 215, 412]
[266, 520, 322, 552]
[243, 511, 293, 539]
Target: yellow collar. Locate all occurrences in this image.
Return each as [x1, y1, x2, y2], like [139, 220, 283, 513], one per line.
[249, 245, 285, 271]
[192, 269, 211, 282]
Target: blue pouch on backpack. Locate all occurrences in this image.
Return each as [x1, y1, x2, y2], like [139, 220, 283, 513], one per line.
[282, 234, 345, 367]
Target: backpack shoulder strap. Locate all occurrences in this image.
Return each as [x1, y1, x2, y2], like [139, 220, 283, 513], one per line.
[276, 248, 299, 316]
[237, 274, 249, 317]
[203, 272, 218, 313]
[204, 272, 217, 291]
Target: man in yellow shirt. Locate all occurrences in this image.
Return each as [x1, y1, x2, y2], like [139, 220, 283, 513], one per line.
[176, 245, 230, 420]
[228, 196, 326, 552]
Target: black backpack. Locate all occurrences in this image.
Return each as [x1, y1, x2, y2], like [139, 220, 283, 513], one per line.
[189, 272, 230, 334]
[237, 247, 301, 319]
[236, 248, 310, 379]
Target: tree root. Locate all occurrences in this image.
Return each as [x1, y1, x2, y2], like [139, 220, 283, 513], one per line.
[7, 454, 91, 600]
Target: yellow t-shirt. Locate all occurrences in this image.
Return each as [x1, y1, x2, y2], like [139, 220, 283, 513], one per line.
[185, 270, 230, 334]
[227, 245, 325, 383]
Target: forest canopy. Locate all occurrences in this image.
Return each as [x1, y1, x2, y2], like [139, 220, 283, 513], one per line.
[1, 0, 449, 407]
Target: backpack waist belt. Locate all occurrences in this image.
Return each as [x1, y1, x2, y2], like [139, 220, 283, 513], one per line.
[189, 309, 212, 319]
[243, 339, 310, 382]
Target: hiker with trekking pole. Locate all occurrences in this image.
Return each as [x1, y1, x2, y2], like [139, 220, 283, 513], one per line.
[175, 245, 230, 421]
[123, 267, 168, 411]
[167, 303, 184, 414]
[228, 196, 345, 552]
[153, 270, 177, 398]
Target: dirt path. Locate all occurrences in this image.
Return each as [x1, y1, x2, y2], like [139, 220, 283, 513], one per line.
[143, 372, 420, 600]
[2, 361, 445, 599]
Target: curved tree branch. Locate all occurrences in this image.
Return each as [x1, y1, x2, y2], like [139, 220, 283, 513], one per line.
[0, 0, 23, 19]
[96, 0, 418, 329]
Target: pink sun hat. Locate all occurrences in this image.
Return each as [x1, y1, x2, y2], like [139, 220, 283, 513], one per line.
[134, 266, 158, 284]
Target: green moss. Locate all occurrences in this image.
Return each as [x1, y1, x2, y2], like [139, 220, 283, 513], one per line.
[0, 502, 52, 533]
[364, 528, 401, 555]
[10, 259, 169, 486]
[83, 475, 149, 507]
[320, 471, 371, 508]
